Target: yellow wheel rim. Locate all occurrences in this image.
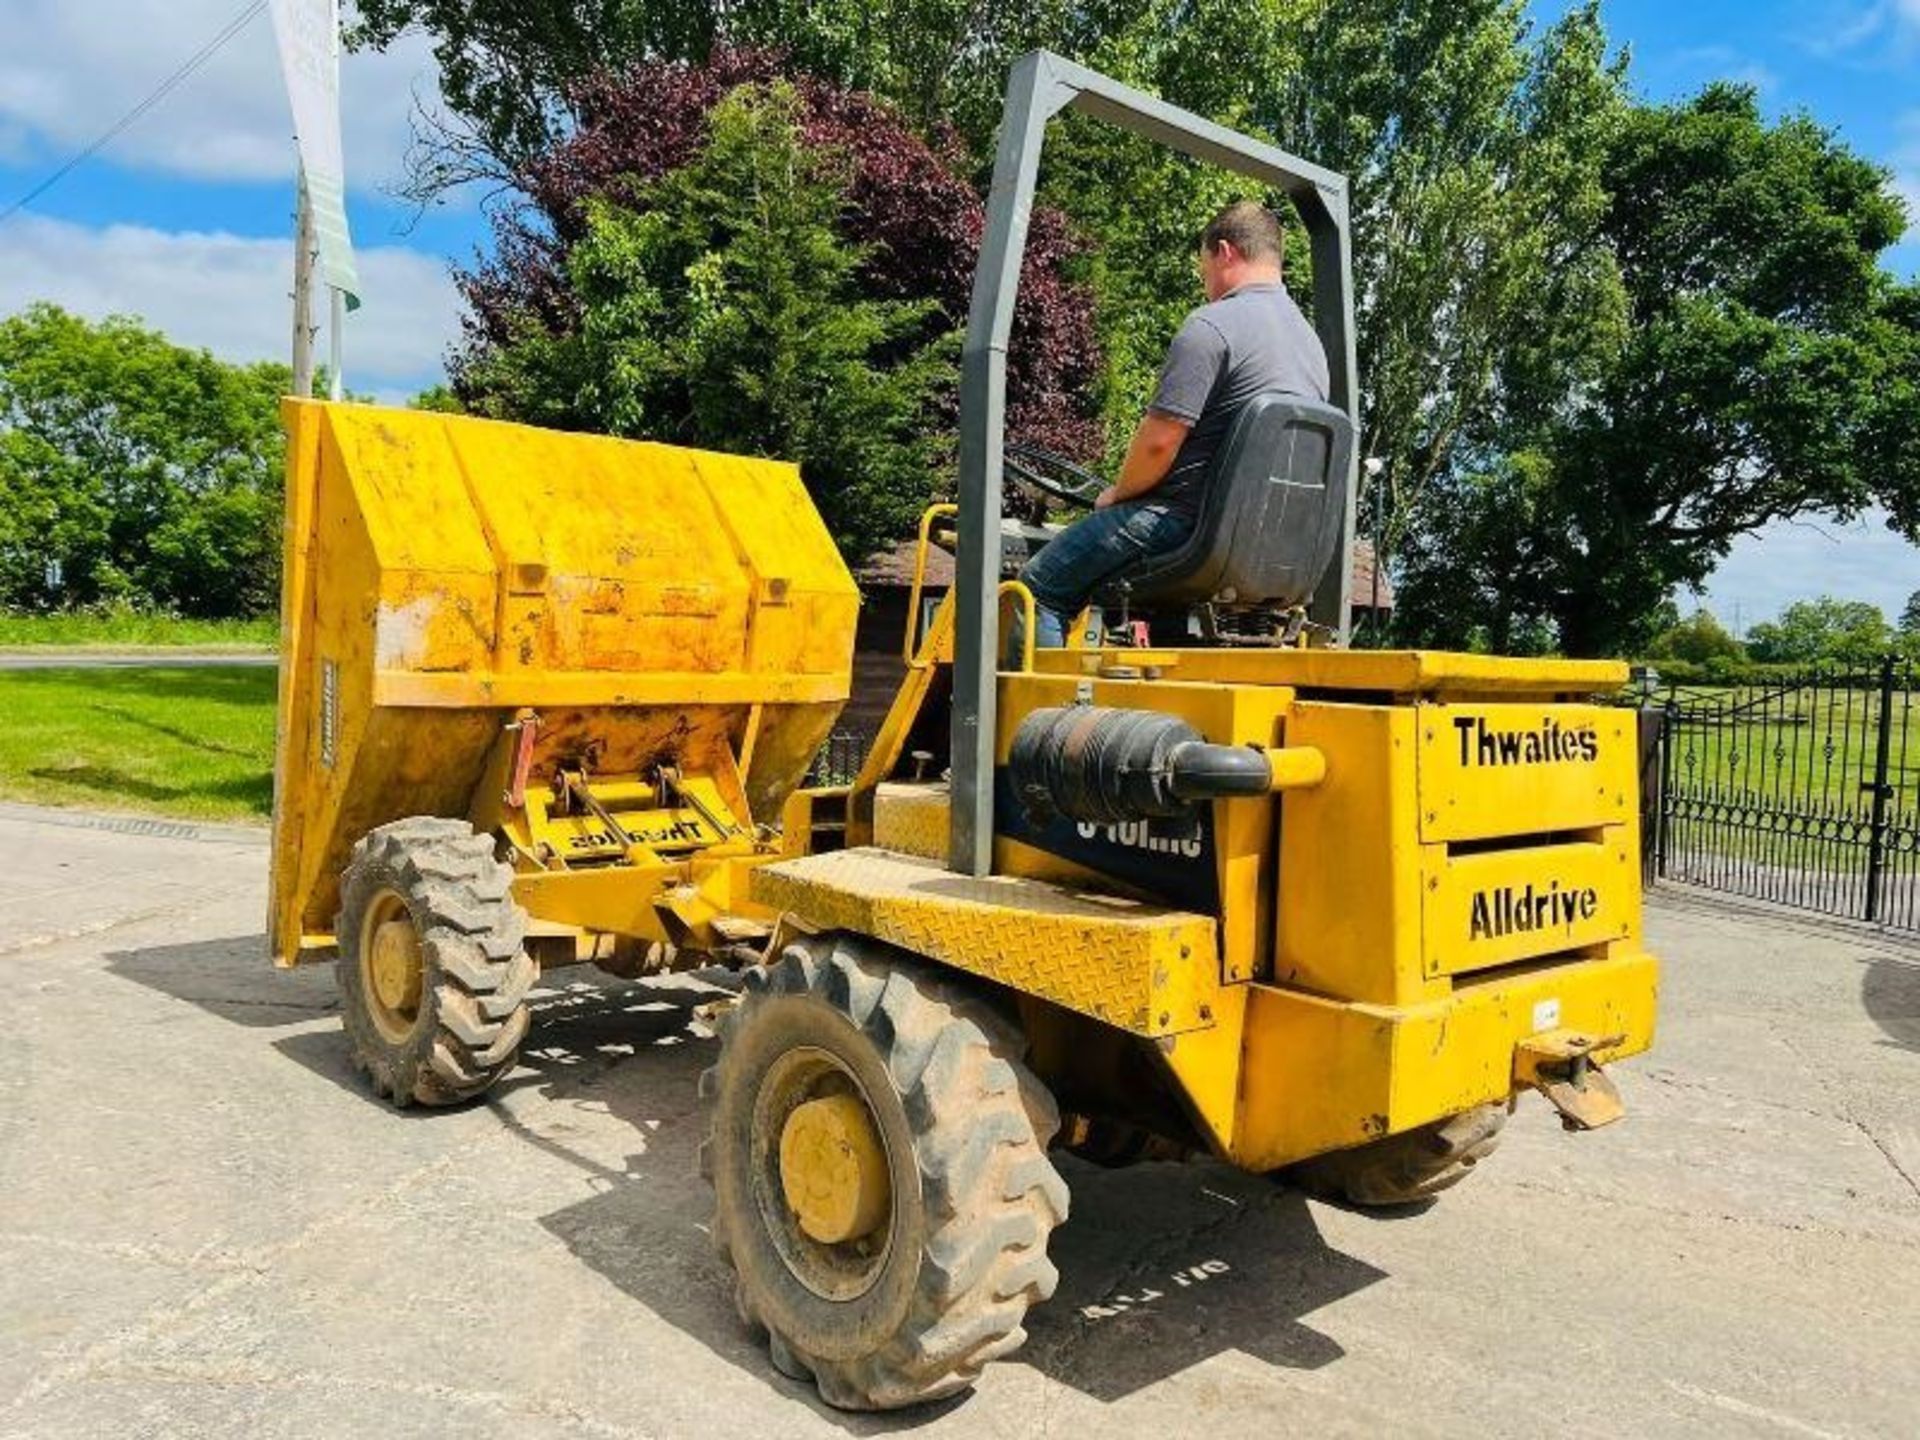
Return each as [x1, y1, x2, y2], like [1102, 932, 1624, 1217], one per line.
[779, 1093, 891, 1246]
[359, 888, 423, 1044]
[751, 1047, 899, 1301]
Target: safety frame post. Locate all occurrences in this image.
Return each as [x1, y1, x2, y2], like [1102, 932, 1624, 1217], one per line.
[950, 50, 1360, 876]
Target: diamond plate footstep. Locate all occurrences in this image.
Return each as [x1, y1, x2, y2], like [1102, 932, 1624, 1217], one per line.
[751, 846, 1218, 1035]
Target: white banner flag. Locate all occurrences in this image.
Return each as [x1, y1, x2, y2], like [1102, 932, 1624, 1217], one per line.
[268, 0, 360, 309]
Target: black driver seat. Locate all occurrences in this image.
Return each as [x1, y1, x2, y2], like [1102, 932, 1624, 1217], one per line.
[1095, 392, 1353, 610]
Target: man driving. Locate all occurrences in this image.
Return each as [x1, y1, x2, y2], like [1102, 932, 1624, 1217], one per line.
[1019, 200, 1331, 646]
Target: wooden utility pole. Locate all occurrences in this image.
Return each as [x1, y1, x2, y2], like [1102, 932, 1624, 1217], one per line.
[290, 170, 316, 396]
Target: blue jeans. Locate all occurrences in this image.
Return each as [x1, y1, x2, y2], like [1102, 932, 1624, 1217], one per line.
[1018, 502, 1196, 647]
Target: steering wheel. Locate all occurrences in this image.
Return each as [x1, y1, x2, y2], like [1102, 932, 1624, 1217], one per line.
[1004, 440, 1105, 510]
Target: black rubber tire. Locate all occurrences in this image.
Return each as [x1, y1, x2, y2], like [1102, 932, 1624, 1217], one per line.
[1285, 1104, 1508, 1208]
[699, 935, 1068, 1410]
[335, 817, 534, 1107]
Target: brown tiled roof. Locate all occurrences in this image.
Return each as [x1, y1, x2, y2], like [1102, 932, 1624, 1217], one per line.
[856, 539, 953, 589]
[1350, 539, 1395, 611]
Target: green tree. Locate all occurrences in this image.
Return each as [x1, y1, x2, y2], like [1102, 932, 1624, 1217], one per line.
[1900, 589, 1920, 659]
[1280, 1, 1628, 562]
[456, 82, 954, 560]
[352, 0, 1072, 176]
[1389, 448, 1561, 654]
[361, 1, 1920, 659]
[1010, 0, 1629, 521]
[1645, 608, 1746, 665]
[360, 0, 1634, 545]
[1745, 597, 1894, 666]
[1400, 85, 1918, 655]
[0, 305, 287, 616]
[409, 384, 463, 412]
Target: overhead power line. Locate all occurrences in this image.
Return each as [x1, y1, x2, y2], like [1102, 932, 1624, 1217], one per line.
[0, 0, 269, 227]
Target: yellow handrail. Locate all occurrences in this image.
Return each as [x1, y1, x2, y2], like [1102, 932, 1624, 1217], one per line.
[998, 580, 1038, 674]
[902, 503, 959, 665]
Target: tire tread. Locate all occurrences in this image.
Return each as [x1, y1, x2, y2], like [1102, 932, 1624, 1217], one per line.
[336, 817, 533, 1108]
[706, 937, 1067, 1410]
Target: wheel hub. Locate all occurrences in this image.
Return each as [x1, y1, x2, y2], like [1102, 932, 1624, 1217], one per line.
[370, 919, 422, 1014]
[358, 887, 425, 1044]
[779, 1092, 891, 1245]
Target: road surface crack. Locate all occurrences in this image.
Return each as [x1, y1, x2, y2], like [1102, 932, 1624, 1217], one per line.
[1852, 1119, 1920, 1203]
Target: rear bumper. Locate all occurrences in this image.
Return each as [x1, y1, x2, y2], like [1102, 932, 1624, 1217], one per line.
[1172, 950, 1659, 1171]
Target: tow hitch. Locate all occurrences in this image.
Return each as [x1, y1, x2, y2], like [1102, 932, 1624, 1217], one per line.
[1515, 1029, 1626, 1131]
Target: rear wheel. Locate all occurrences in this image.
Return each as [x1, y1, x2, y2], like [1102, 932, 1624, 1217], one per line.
[336, 817, 534, 1107]
[1285, 1104, 1507, 1208]
[700, 935, 1068, 1410]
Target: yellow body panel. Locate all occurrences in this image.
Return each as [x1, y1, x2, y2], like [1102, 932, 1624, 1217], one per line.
[1420, 837, 1635, 976]
[1274, 701, 1430, 1005]
[1158, 950, 1658, 1169]
[750, 847, 1220, 1036]
[1029, 645, 1627, 694]
[870, 782, 951, 860]
[268, 401, 857, 963]
[819, 538, 1659, 1169]
[1415, 702, 1636, 841]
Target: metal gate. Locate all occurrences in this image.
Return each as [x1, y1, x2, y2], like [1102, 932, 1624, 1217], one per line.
[1641, 656, 1918, 929]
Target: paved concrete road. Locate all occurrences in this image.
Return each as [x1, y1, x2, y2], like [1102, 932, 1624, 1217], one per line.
[2, 805, 1917, 1439]
[0, 650, 276, 670]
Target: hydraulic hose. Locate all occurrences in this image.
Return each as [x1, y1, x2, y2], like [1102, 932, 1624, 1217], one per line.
[1008, 706, 1275, 825]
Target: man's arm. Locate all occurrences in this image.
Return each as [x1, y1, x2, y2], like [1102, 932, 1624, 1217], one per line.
[1096, 312, 1223, 509]
[1096, 412, 1192, 508]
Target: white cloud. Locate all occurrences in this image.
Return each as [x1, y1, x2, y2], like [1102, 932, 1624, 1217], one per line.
[1687, 509, 1920, 632]
[0, 0, 442, 191]
[1809, 0, 1920, 58]
[0, 214, 458, 393]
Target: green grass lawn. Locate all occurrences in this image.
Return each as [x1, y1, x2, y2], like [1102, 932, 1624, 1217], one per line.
[0, 613, 278, 648]
[1662, 687, 1920, 804]
[0, 666, 277, 822]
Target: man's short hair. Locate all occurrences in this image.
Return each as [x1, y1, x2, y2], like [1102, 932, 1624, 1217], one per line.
[1201, 201, 1283, 263]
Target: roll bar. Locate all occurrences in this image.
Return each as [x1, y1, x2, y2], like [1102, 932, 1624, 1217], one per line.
[949, 50, 1361, 875]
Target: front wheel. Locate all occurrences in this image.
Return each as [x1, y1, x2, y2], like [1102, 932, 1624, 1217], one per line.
[335, 817, 534, 1107]
[700, 935, 1068, 1410]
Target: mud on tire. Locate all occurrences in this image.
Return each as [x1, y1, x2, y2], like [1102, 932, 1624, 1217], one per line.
[699, 935, 1069, 1410]
[336, 816, 534, 1107]
[1285, 1103, 1507, 1208]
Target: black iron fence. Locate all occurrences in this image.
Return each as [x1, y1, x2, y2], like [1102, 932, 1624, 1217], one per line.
[1637, 655, 1919, 930]
[805, 729, 873, 787]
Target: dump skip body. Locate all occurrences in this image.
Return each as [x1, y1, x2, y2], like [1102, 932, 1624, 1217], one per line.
[269, 401, 858, 964]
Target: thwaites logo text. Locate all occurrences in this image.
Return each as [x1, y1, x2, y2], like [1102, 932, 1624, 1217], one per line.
[1074, 820, 1204, 858]
[1453, 714, 1599, 767]
[565, 818, 709, 851]
[1469, 879, 1600, 940]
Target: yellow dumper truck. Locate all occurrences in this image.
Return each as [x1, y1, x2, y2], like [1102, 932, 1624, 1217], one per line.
[269, 52, 1657, 1411]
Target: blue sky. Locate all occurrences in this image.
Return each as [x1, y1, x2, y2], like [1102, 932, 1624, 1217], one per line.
[0, 0, 1914, 627]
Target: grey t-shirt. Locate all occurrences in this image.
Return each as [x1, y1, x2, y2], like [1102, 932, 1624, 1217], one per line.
[1146, 281, 1330, 516]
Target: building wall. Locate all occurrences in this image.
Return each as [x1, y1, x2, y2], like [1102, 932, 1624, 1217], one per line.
[844, 587, 925, 744]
